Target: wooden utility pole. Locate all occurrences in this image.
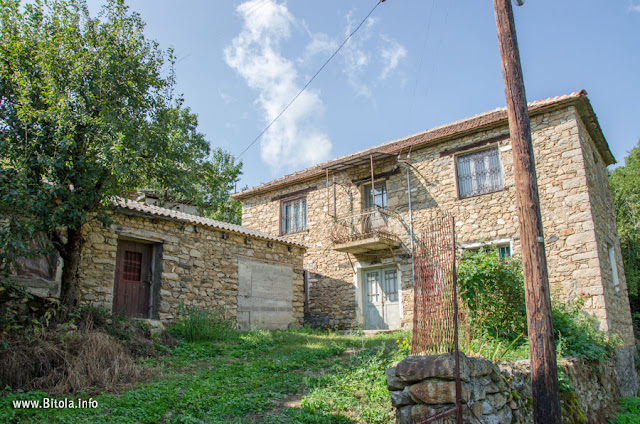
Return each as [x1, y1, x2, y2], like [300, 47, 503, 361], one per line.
[493, 0, 562, 422]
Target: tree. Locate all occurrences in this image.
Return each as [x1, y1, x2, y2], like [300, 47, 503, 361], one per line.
[0, 0, 241, 306]
[609, 140, 640, 316]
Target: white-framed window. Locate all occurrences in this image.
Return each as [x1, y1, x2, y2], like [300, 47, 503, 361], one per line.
[281, 197, 307, 235]
[363, 181, 387, 209]
[456, 147, 503, 198]
[461, 240, 511, 259]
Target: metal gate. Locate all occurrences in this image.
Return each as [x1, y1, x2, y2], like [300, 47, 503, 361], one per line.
[411, 214, 462, 424]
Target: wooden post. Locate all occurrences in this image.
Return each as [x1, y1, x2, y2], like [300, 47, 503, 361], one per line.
[492, 0, 562, 422]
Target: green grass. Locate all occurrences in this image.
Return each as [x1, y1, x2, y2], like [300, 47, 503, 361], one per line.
[0, 328, 408, 424]
[610, 397, 640, 424]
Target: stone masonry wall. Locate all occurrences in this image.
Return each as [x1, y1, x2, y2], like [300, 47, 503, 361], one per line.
[76, 210, 305, 325]
[239, 106, 634, 345]
[387, 353, 621, 424]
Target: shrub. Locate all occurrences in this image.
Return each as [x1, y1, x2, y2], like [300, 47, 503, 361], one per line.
[456, 249, 527, 340]
[457, 249, 618, 362]
[553, 294, 620, 361]
[168, 304, 235, 342]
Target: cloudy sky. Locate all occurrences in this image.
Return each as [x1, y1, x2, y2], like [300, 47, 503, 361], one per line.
[88, 0, 640, 189]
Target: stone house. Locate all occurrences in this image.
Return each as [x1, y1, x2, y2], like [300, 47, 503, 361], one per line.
[14, 198, 306, 330]
[232, 90, 635, 348]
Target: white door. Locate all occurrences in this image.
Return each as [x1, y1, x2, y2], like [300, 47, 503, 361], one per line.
[363, 267, 400, 330]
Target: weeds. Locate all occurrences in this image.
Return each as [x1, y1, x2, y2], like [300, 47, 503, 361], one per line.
[167, 304, 236, 342]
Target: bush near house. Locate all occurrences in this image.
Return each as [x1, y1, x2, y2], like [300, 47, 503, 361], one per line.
[456, 250, 619, 362]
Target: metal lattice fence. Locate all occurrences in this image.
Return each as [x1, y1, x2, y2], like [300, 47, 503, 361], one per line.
[411, 214, 459, 355]
[411, 213, 463, 424]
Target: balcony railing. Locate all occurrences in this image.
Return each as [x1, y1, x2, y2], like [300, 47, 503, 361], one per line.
[329, 207, 400, 246]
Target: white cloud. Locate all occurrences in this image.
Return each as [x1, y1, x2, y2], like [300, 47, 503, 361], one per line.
[341, 12, 376, 99]
[340, 11, 408, 99]
[379, 35, 408, 81]
[629, 0, 640, 12]
[224, 0, 332, 170]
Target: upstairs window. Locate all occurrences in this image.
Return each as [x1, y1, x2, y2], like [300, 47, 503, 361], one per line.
[456, 147, 503, 198]
[363, 181, 387, 210]
[281, 197, 307, 235]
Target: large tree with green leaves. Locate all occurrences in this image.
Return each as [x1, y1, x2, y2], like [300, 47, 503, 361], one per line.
[609, 140, 640, 315]
[0, 0, 241, 306]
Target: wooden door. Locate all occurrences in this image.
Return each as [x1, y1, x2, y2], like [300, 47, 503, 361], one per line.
[363, 269, 384, 330]
[113, 240, 152, 318]
[362, 267, 400, 330]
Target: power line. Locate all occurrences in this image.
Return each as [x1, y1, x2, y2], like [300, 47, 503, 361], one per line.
[405, 0, 436, 128]
[236, 0, 386, 160]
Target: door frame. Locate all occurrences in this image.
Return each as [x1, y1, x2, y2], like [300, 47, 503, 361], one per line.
[112, 237, 162, 319]
[355, 264, 403, 330]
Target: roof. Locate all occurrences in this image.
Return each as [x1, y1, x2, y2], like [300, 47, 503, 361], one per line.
[112, 197, 306, 248]
[232, 90, 614, 201]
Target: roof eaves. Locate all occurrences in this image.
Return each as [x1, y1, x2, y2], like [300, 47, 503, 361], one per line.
[234, 90, 611, 199]
[111, 197, 307, 248]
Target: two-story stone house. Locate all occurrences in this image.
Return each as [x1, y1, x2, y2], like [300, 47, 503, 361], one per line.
[232, 90, 634, 351]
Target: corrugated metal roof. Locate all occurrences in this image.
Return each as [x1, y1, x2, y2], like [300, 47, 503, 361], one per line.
[233, 90, 613, 200]
[112, 197, 306, 248]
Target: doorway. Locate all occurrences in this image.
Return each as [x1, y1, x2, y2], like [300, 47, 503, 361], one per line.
[113, 239, 153, 318]
[362, 266, 400, 330]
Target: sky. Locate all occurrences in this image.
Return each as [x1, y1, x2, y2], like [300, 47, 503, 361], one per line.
[88, 0, 640, 190]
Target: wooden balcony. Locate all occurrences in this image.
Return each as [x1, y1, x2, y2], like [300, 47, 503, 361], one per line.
[329, 208, 401, 254]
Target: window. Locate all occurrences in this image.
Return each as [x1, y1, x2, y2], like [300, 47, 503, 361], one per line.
[497, 245, 511, 260]
[363, 181, 387, 209]
[281, 197, 307, 235]
[456, 147, 503, 198]
[464, 242, 511, 259]
[608, 244, 620, 292]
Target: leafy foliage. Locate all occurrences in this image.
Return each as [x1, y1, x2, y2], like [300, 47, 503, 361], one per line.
[0, 0, 241, 302]
[609, 140, 640, 322]
[553, 294, 620, 361]
[456, 248, 527, 340]
[457, 249, 618, 362]
[611, 397, 640, 424]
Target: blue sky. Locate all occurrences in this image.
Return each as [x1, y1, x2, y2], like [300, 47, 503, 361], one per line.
[89, 0, 640, 189]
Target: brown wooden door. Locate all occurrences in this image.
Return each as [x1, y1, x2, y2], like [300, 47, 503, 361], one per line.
[113, 240, 152, 318]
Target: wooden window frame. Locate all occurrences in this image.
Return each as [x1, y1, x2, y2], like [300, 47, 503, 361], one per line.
[280, 196, 307, 236]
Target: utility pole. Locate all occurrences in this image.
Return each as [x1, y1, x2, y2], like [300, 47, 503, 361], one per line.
[492, 0, 562, 422]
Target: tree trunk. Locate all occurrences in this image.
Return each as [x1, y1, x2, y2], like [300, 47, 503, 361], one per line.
[59, 227, 83, 307]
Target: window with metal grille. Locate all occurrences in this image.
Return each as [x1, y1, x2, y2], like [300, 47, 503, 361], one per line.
[123, 251, 142, 282]
[281, 197, 307, 235]
[363, 181, 387, 209]
[456, 147, 503, 198]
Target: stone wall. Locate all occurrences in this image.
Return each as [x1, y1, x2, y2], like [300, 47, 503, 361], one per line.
[387, 353, 622, 424]
[238, 106, 635, 346]
[76, 209, 305, 327]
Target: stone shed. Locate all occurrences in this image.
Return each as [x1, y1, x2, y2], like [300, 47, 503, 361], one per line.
[18, 198, 307, 330]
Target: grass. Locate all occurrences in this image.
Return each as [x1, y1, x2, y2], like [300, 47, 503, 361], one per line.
[611, 397, 640, 424]
[0, 328, 409, 424]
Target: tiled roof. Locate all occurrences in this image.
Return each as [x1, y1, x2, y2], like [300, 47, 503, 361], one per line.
[233, 90, 613, 200]
[113, 197, 306, 248]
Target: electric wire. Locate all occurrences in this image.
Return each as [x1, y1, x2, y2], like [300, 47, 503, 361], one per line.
[405, 0, 437, 128]
[235, 0, 386, 160]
